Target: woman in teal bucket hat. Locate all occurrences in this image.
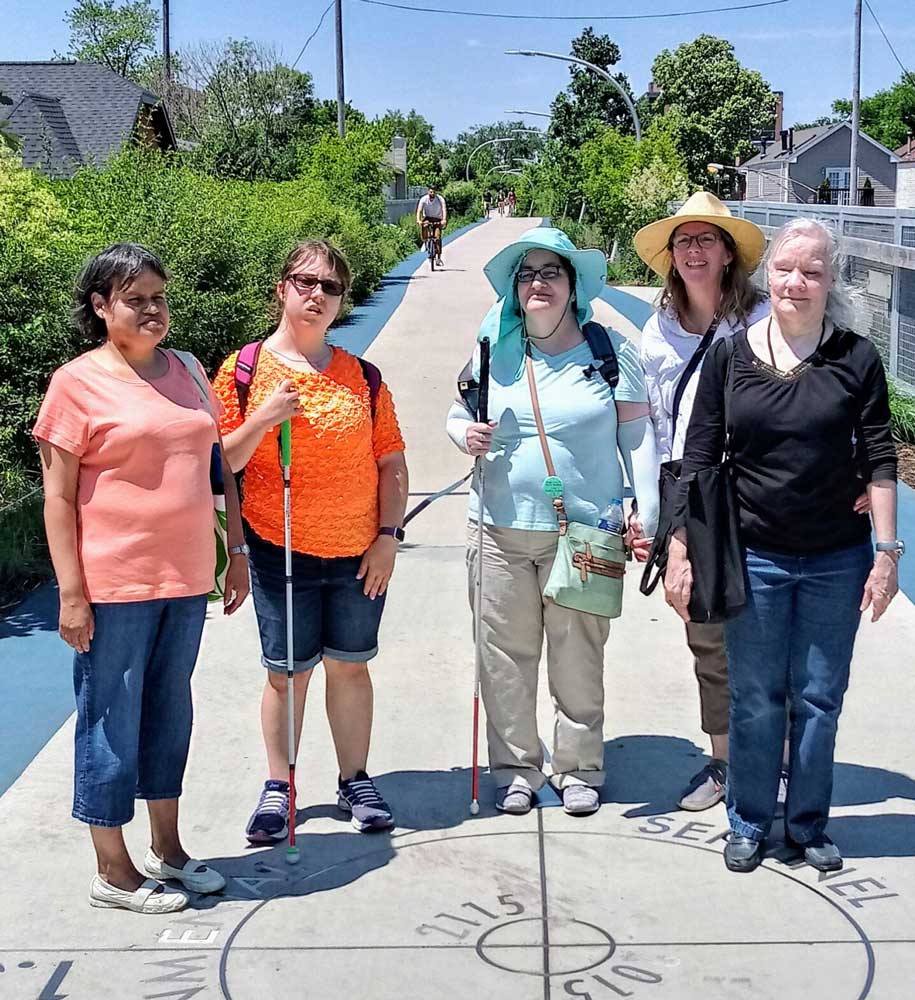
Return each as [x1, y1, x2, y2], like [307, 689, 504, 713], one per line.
[446, 226, 660, 815]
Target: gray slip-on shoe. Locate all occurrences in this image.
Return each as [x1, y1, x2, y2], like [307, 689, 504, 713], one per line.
[724, 835, 764, 873]
[678, 759, 727, 811]
[788, 834, 843, 872]
[561, 784, 600, 816]
[496, 782, 533, 814]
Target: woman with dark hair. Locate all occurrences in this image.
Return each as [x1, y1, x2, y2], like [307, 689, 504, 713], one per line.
[666, 218, 899, 873]
[34, 243, 249, 913]
[213, 240, 408, 843]
[635, 193, 770, 811]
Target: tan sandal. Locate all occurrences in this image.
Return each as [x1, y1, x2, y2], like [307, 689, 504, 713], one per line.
[89, 875, 188, 913]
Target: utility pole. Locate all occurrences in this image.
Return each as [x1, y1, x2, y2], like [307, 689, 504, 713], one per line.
[162, 0, 171, 87]
[335, 0, 346, 138]
[849, 0, 862, 206]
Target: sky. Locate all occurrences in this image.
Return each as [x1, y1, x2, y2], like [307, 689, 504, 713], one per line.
[2, 0, 913, 141]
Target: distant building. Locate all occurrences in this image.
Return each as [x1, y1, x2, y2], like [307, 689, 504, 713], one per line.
[896, 136, 915, 209]
[0, 61, 176, 177]
[741, 119, 901, 206]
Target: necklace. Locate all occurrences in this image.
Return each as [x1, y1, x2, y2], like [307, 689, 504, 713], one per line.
[766, 317, 825, 370]
[269, 344, 333, 370]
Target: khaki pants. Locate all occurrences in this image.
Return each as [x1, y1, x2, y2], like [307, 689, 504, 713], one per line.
[467, 522, 611, 791]
[684, 620, 729, 735]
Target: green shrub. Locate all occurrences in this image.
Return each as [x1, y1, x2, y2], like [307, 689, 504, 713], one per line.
[442, 180, 478, 217]
[889, 380, 915, 444]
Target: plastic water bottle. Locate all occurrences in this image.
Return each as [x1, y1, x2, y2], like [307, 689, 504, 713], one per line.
[598, 498, 625, 535]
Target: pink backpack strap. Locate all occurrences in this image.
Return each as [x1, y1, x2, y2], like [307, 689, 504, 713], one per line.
[234, 341, 264, 416]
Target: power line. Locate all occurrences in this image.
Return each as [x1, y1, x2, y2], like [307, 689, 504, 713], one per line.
[864, 0, 915, 93]
[355, 0, 789, 20]
[291, 1, 335, 70]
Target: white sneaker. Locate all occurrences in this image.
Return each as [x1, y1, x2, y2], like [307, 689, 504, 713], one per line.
[89, 875, 188, 913]
[144, 849, 226, 894]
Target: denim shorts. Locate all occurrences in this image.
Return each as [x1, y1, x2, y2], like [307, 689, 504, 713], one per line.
[72, 595, 207, 827]
[246, 527, 386, 673]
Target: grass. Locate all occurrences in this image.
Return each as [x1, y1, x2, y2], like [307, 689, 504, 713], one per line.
[888, 380, 915, 444]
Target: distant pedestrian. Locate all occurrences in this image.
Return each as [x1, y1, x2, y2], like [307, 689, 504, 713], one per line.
[507, 190, 517, 216]
[34, 243, 248, 913]
[446, 227, 659, 817]
[213, 240, 408, 843]
[666, 218, 899, 874]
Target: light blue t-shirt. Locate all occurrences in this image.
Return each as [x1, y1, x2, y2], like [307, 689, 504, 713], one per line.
[468, 329, 647, 530]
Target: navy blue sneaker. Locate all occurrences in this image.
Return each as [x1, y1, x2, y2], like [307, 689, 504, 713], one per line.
[245, 779, 289, 844]
[337, 771, 394, 832]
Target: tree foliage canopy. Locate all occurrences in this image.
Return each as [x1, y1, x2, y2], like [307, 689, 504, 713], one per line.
[64, 0, 159, 80]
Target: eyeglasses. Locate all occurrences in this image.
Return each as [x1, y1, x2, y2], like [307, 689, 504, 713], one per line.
[286, 273, 346, 297]
[517, 264, 564, 284]
[670, 232, 722, 251]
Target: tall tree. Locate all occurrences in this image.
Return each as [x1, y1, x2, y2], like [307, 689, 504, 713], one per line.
[445, 120, 543, 186]
[650, 34, 776, 184]
[830, 77, 915, 150]
[376, 109, 444, 186]
[549, 27, 636, 151]
[64, 0, 159, 81]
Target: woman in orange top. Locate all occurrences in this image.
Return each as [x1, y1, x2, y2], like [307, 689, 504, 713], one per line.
[214, 240, 408, 841]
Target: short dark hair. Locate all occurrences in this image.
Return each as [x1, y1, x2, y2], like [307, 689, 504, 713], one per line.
[73, 243, 169, 341]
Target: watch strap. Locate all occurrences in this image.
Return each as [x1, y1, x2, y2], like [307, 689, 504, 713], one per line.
[378, 526, 405, 542]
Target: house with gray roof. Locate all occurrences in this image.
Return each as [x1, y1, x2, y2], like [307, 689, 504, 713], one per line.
[740, 120, 902, 206]
[0, 61, 176, 177]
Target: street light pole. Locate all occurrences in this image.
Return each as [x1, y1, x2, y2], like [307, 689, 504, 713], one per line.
[849, 0, 863, 206]
[335, 0, 346, 138]
[506, 50, 641, 142]
[465, 131, 542, 182]
[162, 0, 171, 86]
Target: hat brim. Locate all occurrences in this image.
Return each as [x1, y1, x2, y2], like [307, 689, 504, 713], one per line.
[633, 213, 767, 278]
[484, 239, 607, 305]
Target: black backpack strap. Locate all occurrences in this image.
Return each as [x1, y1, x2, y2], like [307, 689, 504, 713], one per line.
[457, 356, 481, 418]
[581, 322, 619, 390]
[358, 358, 381, 422]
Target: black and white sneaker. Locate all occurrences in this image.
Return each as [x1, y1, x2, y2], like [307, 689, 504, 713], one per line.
[337, 771, 394, 832]
[245, 779, 289, 844]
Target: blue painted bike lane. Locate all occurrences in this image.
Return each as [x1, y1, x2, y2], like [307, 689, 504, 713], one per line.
[0, 217, 489, 799]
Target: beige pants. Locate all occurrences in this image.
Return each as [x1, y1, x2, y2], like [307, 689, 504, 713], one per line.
[467, 522, 611, 791]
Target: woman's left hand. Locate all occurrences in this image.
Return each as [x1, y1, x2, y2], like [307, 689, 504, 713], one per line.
[223, 554, 251, 615]
[853, 492, 872, 514]
[860, 551, 898, 622]
[625, 516, 652, 564]
[357, 535, 398, 599]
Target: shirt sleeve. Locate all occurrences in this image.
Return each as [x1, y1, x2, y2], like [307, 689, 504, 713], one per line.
[32, 368, 91, 457]
[855, 340, 897, 482]
[611, 332, 648, 404]
[639, 319, 672, 463]
[372, 380, 405, 460]
[212, 352, 243, 436]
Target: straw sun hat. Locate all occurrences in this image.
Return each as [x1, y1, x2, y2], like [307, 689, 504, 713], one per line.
[633, 191, 766, 278]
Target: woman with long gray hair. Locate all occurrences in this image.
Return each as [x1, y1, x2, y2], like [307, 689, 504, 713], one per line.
[665, 218, 900, 873]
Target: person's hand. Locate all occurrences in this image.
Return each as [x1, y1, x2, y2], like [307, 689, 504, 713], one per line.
[223, 553, 250, 615]
[663, 533, 693, 622]
[853, 492, 872, 514]
[624, 516, 652, 564]
[59, 593, 94, 653]
[356, 535, 399, 599]
[860, 551, 898, 622]
[465, 421, 497, 457]
[254, 379, 302, 430]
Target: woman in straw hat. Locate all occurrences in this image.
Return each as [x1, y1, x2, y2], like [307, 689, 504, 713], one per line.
[446, 227, 660, 816]
[634, 192, 770, 812]
[666, 217, 897, 874]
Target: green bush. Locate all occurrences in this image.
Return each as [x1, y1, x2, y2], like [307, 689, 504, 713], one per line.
[442, 180, 478, 217]
[889, 380, 915, 444]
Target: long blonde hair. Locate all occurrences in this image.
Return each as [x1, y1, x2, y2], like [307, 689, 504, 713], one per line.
[659, 224, 763, 327]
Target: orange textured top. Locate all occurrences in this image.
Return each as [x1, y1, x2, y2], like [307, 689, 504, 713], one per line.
[213, 346, 404, 558]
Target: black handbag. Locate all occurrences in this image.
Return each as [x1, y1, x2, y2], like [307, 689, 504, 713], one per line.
[640, 334, 746, 623]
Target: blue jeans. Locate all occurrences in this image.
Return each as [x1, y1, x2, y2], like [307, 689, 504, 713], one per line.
[724, 542, 872, 843]
[72, 596, 207, 827]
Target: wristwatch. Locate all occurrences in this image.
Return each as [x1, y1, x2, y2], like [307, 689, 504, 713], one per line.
[229, 543, 251, 557]
[875, 540, 905, 556]
[378, 526, 405, 542]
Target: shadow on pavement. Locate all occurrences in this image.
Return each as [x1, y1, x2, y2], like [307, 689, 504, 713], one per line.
[0, 582, 59, 638]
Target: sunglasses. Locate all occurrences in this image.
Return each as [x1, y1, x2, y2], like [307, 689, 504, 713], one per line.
[670, 232, 722, 251]
[286, 273, 346, 297]
[517, 264, 565, 284]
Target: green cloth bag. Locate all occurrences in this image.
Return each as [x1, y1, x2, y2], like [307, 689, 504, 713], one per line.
[544, 521, 626, 619]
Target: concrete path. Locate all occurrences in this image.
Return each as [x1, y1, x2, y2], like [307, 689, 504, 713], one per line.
[2, 218, 915, 1000]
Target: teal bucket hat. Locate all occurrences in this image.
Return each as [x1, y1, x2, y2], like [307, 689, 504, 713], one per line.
[478, 227, 608, 356]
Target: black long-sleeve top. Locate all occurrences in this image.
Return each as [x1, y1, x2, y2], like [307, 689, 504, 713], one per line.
[678, 328, 897, 556]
